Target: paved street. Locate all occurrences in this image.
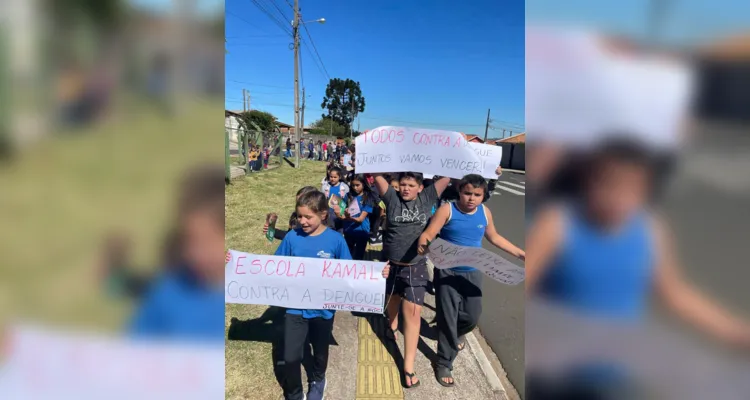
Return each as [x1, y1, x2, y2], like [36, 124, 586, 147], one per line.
[479, 172, 527, 398]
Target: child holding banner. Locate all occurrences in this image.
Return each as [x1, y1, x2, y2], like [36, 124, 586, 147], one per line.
[417, 174, 525, 386]
[373, 172, 451, 389]
[341, 174, 375, 260]
[274, 190, 389, 400]
[263, 186, 319, 241]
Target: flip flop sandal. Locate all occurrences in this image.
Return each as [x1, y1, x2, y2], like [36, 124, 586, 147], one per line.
[457, 337, 466, 352]
[435, 366, 455, 387]
[403, 371, 421, 389]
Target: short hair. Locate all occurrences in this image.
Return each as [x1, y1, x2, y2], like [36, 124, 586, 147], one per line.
[296, 191, 329, 220]
[457, 174, 488, 194]
[587, 136, 654, 174]
[398, 172, 424, 186]
[329, 166, 343, 178]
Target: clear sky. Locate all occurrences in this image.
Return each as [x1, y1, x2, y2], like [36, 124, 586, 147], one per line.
[225, 0, 526, 138]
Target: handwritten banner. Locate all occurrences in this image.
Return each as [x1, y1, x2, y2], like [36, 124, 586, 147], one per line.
[354, 126, 501, 180]
[426, 238, 524, 285]
[0, 325, 224, 399]
[225, 250, 387, 314]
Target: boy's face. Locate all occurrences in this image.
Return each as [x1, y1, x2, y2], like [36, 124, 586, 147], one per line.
[399, 177, 423, 201]
[459, 184, 485, 210]
[296, 205, 324, 233]
[587, 160, 650, 225]
[329, 171, 340, 185]
[183, 209, 223, 281]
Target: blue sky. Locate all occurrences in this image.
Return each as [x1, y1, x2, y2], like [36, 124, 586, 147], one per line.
[225, 0, 526, 138]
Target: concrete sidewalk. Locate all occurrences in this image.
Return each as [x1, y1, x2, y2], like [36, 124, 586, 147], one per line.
[320, 293, 510, 400]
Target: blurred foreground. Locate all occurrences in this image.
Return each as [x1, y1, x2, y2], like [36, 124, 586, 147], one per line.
[526, 10, 750, 400]
[0, 0, 225, 397]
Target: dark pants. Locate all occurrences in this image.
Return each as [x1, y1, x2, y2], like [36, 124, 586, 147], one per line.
[345, 234, 369, 260]
[283, 314, 334, 400]
[435, 268, 483, 369]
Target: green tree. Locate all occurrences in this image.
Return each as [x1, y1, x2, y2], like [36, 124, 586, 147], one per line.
[309, 117, 347, 137]
[321, 78, 365, 133]
[238, 110, 278, 133]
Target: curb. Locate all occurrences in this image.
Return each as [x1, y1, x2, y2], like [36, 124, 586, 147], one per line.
[465, 331, 507, 398]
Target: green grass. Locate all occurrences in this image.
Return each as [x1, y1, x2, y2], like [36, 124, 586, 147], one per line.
[225, 160, 327, 400]
[0, 99, 220, 328]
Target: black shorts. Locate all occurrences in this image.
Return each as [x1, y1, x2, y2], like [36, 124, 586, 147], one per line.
[385, 259, 429, 306]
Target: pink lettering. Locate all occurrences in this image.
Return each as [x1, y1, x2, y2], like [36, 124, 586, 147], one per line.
[250, 259, 262, 274]
[264, 260, 276, 275]
[344, 263, 357, 278]
[235, 256, 247, 274]
[296, 263, 306, 277]
[322, 260, 332, 277]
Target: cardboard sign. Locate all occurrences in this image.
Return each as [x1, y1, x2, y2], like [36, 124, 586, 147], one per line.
[355, 127, 501, 179]
[0, 325, 224, 399]
[427, 238, 524, 285]
[225, 250, 387, 314]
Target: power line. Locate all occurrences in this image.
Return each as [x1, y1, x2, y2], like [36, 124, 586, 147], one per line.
[250, 0, 293, 36]
[301, 21, 330, 80]
[300, 38, 327, 79]
[226, 10, 263, 31]
[264, 0, 291, 25]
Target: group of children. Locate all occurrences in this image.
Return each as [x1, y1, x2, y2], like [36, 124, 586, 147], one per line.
[247, 144, 271, 172]
[264, 160, 524, 399]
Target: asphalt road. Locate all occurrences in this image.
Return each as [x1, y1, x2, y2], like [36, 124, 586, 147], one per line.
[479, 172, 527, 398]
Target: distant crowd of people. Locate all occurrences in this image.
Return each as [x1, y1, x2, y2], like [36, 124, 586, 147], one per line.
[284, 137, 353, 164]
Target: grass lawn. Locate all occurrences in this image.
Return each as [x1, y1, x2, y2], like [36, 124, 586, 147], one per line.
[0, 99, 220, 328]
[225, 160, 327, 400]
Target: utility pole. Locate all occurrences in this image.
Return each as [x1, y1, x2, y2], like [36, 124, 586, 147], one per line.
[242, 89, 249, 169]
[483, 108, 491, 142]
[502, 129, 506, 139]
[350, 99, 355, 139]
[301, 87, 306, 138]
[293, 0, 301, 168]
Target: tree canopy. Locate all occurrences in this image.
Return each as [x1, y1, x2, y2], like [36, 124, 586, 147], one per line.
[321, 78, 365, 132]
[238, 110, 278, 133]
[309, 117, 347, 137]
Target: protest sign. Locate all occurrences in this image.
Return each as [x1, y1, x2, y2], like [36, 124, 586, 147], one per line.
[347, 198, 361, 216]
[0, 325, 224, 399]
[354, 127, 501, 179]
[426, 238, 524, 285]
[343, 154, 352, 167]
[225, 250, 387, 314]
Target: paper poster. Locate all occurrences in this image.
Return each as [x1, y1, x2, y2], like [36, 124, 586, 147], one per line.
[354, 127, 501, 179]
[225, 250, 387, 314]
[0, 325, 224, 399]
[427, 238, 525, 285]
[343, 154, 352, 166]
[347, 198, 361, 216]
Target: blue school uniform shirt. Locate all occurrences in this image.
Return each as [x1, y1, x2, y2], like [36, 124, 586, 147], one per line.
[438, 203, 488, 272]
[129, 267, 224, 341]
[274, 227, 352, 319]
[343, 195, 374, 237]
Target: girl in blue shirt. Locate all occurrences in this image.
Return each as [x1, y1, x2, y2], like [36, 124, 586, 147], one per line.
[274, 190, 389, 400]
[418, 174, 525, 387]
[341, 174, 375, 260]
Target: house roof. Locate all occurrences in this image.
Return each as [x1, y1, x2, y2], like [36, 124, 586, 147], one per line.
[497, 133, 526, 144]
[461, 133, 484, 143]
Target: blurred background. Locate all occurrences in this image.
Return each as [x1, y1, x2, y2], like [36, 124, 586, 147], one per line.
[526, 0, 750, 399]
[0, 0, 224, 396]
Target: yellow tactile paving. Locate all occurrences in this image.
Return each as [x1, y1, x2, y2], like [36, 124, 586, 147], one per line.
[355, 316, 403, 399]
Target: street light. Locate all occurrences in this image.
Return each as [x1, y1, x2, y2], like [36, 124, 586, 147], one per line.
[292, 0, 326, 168]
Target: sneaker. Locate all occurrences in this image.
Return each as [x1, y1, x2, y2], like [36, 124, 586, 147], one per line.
[307, 379, 327, 400]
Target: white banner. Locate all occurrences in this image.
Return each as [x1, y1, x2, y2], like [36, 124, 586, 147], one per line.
[426, 238, 525, 285]
[0, 325, 224, 400]
[355, 127, 501, 180]
[225, 250, 387, 314]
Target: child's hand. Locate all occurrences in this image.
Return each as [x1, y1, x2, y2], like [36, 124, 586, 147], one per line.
[417, 236, 430, 255]
[262, 222, 269, 234]
[516, 249, 525, 261]
[381, 261, 390, 278]
[495, 166, 503, 176]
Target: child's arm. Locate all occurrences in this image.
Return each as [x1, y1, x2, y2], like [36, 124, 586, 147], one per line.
[524, 206, 564, 294]
[483, 207, 525, 260]
[652, 214, 750, 348]
[417, 203, 451, 255]
[373, 174, 390, 197]
[432, 176, 452, 197]
[345, 210, 369, 222]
